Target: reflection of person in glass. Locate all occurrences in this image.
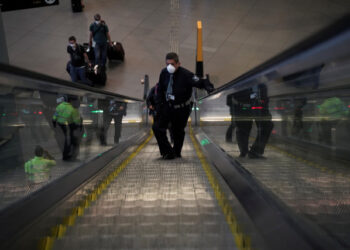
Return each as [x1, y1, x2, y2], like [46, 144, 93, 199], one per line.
[225, 93, 236, 143]
[292, 98, 307, 138]
[99, 99, 126, 145]
[52, 95, 82, 161]
[249, 84, 273, 158]
[232, 88, 253, 157]
[233, 84, 273, 158]
[24, 145, 56, 184]
[319, 97, 348, 145]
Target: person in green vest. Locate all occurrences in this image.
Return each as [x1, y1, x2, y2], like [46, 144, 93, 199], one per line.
[52, 95, 82, 161]
[25, 145, 56, 184]
[319, 96, 349, 145]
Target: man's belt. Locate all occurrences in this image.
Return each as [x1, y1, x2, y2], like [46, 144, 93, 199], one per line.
[168, 98, 192, 109]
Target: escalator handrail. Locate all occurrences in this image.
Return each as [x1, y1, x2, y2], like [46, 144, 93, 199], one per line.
[200, 14, 350, 100]
[0, 62, 143, 102]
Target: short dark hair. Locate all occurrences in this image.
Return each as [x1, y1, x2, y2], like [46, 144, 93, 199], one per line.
[68, 36, 76, 42]
[35, 145, 44, 157]
[166, 52, 179, 63]
[94, 14, 101, 20]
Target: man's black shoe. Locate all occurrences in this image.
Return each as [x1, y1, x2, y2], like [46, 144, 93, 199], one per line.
[175, 153, 182, 158]
[248, 151, 265, 159]
[163, 153, 175, 160]
[238, 153, 246, 158]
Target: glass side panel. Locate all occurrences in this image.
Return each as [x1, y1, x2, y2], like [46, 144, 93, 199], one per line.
[0, 71, 146, 210]
[198, 49, 350, 247]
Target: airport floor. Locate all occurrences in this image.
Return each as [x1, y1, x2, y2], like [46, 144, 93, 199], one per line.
[3, 0, 350, 98]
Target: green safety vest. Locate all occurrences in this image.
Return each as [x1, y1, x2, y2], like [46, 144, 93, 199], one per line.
[53, 102, 81, 125]
[24, 156, 56, 183]
[319, 97, 349, 120]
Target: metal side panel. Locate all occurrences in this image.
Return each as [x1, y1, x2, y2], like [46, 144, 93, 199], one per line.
[0, 129, 149, 247]
[193, 128, 342, 250]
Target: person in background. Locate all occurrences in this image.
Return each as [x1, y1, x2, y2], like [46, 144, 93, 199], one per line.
[319, 96, 348, 145]
[52, 95, 82, 161]
[89, 14, 112, 69]
[67, 36, 91, 85]
[24, 145, 56, 184]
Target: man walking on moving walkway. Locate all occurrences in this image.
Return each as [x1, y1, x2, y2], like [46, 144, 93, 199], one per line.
[153, 52, 214, 159]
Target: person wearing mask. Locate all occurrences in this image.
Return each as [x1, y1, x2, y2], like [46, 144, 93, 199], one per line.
[67, 36, 91, 85]
[24, 145, 56, 184]
[154, 52, 214, 159]
[89, 14, 112, 69]
[52, 95, 82, 161]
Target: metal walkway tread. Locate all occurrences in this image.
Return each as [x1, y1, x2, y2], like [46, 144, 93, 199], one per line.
[52, 136, 238, 250]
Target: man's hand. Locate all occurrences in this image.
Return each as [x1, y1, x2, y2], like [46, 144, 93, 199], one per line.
[204, 74, 215, 93]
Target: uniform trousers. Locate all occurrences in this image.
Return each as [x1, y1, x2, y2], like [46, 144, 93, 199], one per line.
[153, 104, 191, 156]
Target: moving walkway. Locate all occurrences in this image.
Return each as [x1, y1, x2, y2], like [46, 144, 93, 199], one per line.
[1, 15, 350, 250]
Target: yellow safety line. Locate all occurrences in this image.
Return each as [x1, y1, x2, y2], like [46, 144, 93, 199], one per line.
[189, 124, 252, 250]
[38, 131, 153, 250]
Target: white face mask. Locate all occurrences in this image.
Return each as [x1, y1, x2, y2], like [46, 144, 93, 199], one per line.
[69, 43, 76, 48]
[167, 64, 176, 74]
[95, 20, 100, 25]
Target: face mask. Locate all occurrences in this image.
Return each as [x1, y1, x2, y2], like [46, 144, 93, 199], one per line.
[95, 21, 100, 25]
[167, 64, 176, 74]
[69, 43, 76, 48]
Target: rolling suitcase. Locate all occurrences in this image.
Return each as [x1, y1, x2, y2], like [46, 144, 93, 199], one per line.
[86, 64, 106, 86]
[107, 41, 125, 61]
[71, 0, 83, 12]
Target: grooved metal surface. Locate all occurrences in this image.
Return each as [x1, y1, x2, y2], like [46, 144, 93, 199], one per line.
[52, 136, 237, 250]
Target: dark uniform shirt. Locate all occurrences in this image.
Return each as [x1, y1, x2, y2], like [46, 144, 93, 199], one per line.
[157, 67, 207, 105]
[67, 44, 86, 67]
[89, 22, 109, 45]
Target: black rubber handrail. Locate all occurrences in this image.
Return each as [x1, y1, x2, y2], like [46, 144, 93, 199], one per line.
[0, 63, 143, 102]
[201, 14, 350, 100]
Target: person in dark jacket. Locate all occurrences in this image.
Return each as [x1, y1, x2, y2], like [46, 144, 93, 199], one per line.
[154, 52, 214, 159]
[89, 14, 112, 68]
[67, 36, 90, 85]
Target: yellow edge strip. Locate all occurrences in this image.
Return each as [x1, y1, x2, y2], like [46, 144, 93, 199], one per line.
[38, 131, 153, 250]
[189, 124, 252, 250]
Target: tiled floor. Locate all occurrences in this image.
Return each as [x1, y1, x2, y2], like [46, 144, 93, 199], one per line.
[2, 0, 350, 98]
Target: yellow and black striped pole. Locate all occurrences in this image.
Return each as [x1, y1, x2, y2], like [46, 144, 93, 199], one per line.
[196, 20, 203, 78]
